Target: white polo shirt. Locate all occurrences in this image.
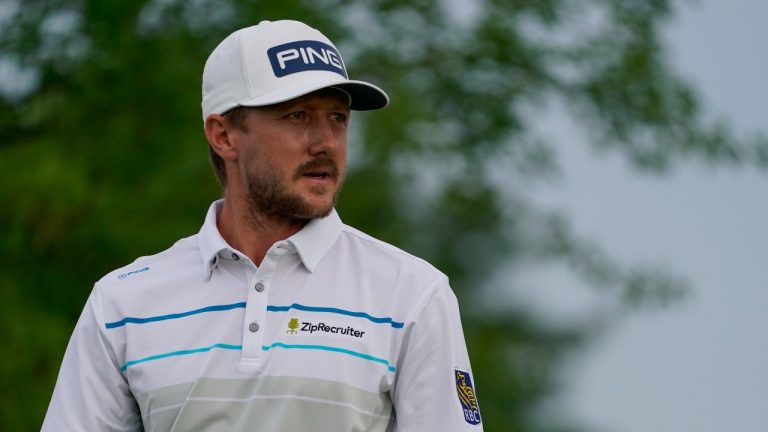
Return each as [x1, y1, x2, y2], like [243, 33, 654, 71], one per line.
[43, 200, 483, 431]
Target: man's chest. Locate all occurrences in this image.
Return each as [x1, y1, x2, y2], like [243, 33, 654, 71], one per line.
[113, 268, 402, 431]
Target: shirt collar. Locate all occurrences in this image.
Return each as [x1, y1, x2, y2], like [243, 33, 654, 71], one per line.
[287, 208, 343, 273]
[197, 199, 343, 279]
[198, 200, 230, 280]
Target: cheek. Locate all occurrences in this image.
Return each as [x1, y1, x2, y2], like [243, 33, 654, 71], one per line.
[242, 140, 291, 170]
[239, 144, 260, 174]
[336, 138, 348, 163]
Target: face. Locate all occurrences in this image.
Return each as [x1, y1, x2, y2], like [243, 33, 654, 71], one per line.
[231, 88, 350, 221]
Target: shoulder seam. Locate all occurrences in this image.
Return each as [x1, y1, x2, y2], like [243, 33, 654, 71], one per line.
[413, 273, 450, 319]
[339, 226, 441, 272]
[95, 233, 200, 285]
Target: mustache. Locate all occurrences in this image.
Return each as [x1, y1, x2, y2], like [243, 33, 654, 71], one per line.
[294, 157, 340, 179]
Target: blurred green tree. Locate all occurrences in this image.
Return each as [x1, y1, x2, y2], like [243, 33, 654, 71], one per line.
[1, 0, 766, 430]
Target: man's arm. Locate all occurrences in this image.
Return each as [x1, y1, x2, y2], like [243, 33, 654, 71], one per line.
[391, 277, 484, 431]
[42, 288, 141, 431]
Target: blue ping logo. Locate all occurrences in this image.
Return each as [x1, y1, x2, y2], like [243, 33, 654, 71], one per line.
[455, 369, 482, 425]
[267, 40, 347, 78]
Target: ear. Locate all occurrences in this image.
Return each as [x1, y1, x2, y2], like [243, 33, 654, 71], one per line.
[204, 114, 239, 161]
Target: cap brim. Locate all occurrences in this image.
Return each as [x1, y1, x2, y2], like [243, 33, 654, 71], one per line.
[333, 81, 389, 111]
[235, 78, 389, 112]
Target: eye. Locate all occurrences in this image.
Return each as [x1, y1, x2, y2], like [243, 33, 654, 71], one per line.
[329, 112, 348, 123]
[287, 111, 306, 120]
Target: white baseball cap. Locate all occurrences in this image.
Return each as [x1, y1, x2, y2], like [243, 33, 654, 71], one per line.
[201, 20, 389, 120]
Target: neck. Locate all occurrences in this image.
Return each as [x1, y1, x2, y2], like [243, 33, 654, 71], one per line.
[216, 190, 307, 266]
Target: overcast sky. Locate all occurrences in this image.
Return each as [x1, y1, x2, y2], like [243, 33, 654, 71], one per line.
[544, 1, 768, 431]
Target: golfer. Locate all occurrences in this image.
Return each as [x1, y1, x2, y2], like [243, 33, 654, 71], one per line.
[43, 19, 482, 431]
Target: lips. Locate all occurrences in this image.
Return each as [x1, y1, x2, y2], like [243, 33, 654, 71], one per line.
[303, 172, 331, 179]
[301, 168, 332, 178]
[295, 158, 339, 180]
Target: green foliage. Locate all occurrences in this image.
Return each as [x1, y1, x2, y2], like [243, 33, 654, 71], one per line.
[1, 0, 765, 430]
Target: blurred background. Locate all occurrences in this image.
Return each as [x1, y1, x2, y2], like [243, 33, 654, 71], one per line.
[1, 0, 765, 431]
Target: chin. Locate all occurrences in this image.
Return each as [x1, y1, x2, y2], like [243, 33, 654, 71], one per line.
[299, 189, 338, 216]
[303, 200, 335, 219]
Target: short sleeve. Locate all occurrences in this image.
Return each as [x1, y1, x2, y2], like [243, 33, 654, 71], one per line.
[42, 287, 142, 431]
[390, 277, 483, 431]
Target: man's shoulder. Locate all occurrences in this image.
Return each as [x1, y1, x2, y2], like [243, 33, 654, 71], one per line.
[337, 224, 446, 280]
[95, 233, 201, 290]
[335, 224, 455, 318]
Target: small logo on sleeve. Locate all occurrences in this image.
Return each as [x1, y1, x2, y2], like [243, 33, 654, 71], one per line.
[455, 369, 482, 425]
[117, 266, 150, 279]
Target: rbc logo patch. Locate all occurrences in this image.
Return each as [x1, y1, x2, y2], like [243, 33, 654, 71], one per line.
[267, 40, 347, 78]
[455, 369, 481, 425]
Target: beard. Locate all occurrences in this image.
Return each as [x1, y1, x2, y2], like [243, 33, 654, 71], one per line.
[244, 155, 342, 222]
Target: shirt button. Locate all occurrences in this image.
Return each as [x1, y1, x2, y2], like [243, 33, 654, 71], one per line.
[249, 322, 259, 332]
[255, 282, 265, 292]
[232, 253, 240, 261]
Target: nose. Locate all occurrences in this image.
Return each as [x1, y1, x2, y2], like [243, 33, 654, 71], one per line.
[307, 115, 345, 155]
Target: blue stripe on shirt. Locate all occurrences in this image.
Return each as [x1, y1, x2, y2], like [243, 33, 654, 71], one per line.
[105, 302, 247, 329]
[267, 303, 404, 328]
[106, 303, 404, 329]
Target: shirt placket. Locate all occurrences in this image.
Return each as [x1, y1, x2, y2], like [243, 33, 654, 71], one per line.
[239, 244, 291, 369]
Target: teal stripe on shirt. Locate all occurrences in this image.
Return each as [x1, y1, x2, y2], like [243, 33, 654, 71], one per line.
[120, 343, 396, 372]
[120, 343, 242, 371]
[262, 342, 397, 372]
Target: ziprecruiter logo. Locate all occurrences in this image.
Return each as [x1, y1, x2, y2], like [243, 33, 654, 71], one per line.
[287, 318, 366, 339]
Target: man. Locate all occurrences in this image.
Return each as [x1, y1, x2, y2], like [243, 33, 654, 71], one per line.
[43, 20, 482, 431]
